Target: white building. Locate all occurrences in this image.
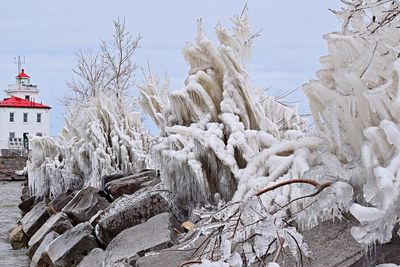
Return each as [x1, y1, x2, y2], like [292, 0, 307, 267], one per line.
[0, 69, 51, 155]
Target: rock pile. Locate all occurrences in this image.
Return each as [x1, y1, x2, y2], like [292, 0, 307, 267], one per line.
[9, 169, 194, 267]
[9, 169, 400, 266]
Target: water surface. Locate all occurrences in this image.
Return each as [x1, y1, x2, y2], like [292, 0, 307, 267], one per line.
[0, 181, 29, 266]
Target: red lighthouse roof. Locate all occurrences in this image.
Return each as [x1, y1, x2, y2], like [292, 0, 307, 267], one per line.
[16, 69, 30, 79]
[0, 96, 51, 109]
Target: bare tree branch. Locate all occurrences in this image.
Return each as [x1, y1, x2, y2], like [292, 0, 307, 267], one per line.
[63, 17, 141, 114]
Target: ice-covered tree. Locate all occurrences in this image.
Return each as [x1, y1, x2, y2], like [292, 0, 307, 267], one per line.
[140, 7, 355, 266]
[304, 0, 400, 245]
[28, 19, 149, 198]
[28, 92, 150, 198]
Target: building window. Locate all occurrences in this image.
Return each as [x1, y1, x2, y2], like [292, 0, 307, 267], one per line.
[23, 113, 28, 122]
[25, 95, 30, 101]
[37, 113, 42, 123]
[9, 112, 14, 122]
[36, 132, 43, 137]
[9, 132, 15, 140]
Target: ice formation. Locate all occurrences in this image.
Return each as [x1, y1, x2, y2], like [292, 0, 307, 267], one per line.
[140, 1, 400, 264]
[139, 7, 353, 266]
[26, 0, 400, 265]
[304, 0, 400, 245]
[139, 12, 326, 206]
[28, 92, 150, 198]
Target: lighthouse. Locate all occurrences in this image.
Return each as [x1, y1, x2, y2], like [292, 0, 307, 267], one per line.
[0, 68, 51, 155]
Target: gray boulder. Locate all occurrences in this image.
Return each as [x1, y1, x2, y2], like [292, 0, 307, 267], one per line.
[30, 231, 59, 267]
[62, 186, 109, 224]
[77, 248, 110, 267]
[135, 249, 193, 267]
[135, 234, 208, 267]
[48, 192, 74, 214]
[270, 217, 364, 267]
[43, 222, 98, 267]
[18, 195, 38, 215]
[104, 170, 160, 200]
[301, 218, 364, 267]
[106, 212, 179, 265]
[352, 235, 400, 266]
[28, 212, 73, 258]
[96, 192, 171, 246]
[9, 225, 29, 250]
[20, 201, 50, 237]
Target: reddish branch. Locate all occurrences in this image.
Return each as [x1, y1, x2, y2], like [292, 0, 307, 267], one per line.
[273, 235, 285, 262]
[178, 260, 203, 267]
[255, 178, 332, 197]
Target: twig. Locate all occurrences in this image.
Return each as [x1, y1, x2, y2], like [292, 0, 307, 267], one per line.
[233, 233, 261, 251]
[273, 235, 285, 262]
[231, 212, 242, 239]
[290, 199, 318, 218]
[360, 41, 378, 78]
[286, 231, 303, 267]
[178, 260, 203, 267]
[255, 178, 329, 197]
[190, 232, 214, 258]
[279, 181, 332, 210]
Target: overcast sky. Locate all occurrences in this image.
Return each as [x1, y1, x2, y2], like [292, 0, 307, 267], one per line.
[0, 1, 341, 136]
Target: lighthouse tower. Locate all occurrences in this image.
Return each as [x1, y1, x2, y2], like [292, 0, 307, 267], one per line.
[0, 66, 51, 155]
[5, 68, 40, 102]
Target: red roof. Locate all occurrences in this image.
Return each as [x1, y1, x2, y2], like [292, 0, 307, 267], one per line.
[16, 69, 30, 79]
[0, 96, 51, 109]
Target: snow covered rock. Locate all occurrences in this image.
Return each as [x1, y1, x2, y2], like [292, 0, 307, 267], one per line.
[299, 218, 363, 266]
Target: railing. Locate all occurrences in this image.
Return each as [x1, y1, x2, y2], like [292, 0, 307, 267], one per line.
[8, 138, 23, 149]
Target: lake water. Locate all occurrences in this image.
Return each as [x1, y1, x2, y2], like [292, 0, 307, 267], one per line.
[0, 181, 29, 266]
